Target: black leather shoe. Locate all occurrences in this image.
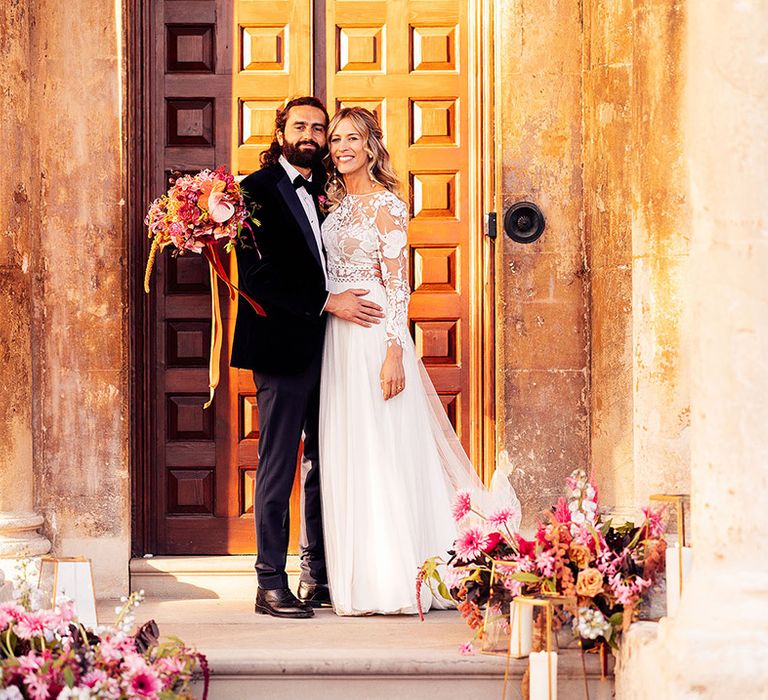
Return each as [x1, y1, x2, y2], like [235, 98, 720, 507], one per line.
[255, 587, 314, 619]
[297, 581, 332, 608]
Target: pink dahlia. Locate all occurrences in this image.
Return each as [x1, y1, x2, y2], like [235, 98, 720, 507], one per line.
[13, 611, 48, 640]
[128, 669, 162, 697]
[0, 602, 23, 631]
[488, 508, 513, 528]
[455, 526, 490, 562]
[452, 491, 472, 522]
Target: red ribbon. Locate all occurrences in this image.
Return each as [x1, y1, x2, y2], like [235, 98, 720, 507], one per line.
[202, 242, 266, 317]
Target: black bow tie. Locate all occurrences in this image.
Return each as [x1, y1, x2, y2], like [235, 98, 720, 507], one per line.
[292, 175, 313, 192]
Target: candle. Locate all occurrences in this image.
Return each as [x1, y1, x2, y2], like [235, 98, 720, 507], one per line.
[529, 650, 558, 700]
[510, 600, 533, 657]
[665, 544, 693, 617]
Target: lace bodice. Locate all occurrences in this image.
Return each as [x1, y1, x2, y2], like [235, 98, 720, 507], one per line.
[322, 190, 410, 347]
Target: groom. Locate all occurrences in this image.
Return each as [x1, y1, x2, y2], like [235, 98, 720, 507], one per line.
[231, 96, 384, 618]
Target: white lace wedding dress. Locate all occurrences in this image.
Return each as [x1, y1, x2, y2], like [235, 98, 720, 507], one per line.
[319, 190, 516, 616]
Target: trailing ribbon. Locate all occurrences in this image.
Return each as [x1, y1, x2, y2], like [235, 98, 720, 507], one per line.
[202, 243, 266, 410]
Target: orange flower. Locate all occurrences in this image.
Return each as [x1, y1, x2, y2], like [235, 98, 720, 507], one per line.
[576, 568, 604, 597]
[569, 544, 592, 569]
[198, 179, 226, 211]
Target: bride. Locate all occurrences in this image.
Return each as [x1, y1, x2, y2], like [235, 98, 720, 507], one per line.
[319, 107, 520, 616]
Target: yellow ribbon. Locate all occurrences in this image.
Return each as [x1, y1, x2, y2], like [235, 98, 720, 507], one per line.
[204, 261, 223, 410]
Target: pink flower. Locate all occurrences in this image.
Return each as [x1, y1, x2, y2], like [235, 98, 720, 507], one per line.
[452, 491, 472, 522]
[99, 633, 136, 663]
[553, 497, 571, 524]
[156, 655, 187, 677]
[641, 507, 665, 539]
[128, 669, 162, 697]
[455, 526, 490, 562]
[18, 651, 43, 673]
[83, 669, 108, 687]
[535, 550, 556, 578]
[459, 641, 475, 656]
[502, 577, 524, 597]
[488, 508, 513, 528]
[208, 190, 235, 223]
[609, 573, 652, 606]
[443, 566, 465, 590]
[0, 602, 23, 630]
[23, 675, 50, 700]
[14, 611, 48, 640]
[516, 556, 535, 573]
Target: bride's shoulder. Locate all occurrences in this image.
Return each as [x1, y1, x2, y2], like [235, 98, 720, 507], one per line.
[375, 189, 408, 215]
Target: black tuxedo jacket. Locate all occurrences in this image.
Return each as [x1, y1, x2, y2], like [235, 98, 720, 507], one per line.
[230, 163, 328, 375]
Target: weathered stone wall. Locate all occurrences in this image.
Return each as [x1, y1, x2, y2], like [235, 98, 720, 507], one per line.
[497, 2, 589, 526]
[0, 0, 50, 559]
[618, 1, 768, 696]
[1, 0, 36, 515]
[585, 0, 691, 515]
[1, 0, 130, 596]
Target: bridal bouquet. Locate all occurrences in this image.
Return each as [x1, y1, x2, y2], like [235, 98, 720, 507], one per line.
[0, 562, 208, 699]
[143, 167, 265, 408]
[420, 469, 667, 654]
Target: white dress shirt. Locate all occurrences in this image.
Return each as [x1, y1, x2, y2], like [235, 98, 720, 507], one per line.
[279, 155, 327, 282]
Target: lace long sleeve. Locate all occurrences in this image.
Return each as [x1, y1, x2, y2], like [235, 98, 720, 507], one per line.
[374, 196, 410, 347]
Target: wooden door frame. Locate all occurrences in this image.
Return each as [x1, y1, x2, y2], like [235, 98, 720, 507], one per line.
[470, 0, 499, 483]
[126, 0, 500, 554]
[127, 0, 154, 555]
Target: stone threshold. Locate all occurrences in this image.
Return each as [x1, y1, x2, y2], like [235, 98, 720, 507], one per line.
[130, 555, 296, 599]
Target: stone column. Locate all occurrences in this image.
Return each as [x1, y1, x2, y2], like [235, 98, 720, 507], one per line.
[618, 1, 768, 696]
[0, 0, 51, 559]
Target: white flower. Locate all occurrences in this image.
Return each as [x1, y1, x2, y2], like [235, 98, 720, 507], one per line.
[57, 688, 97, 699]
[0, 687, 24, 700]
[573, 606, 612, 640]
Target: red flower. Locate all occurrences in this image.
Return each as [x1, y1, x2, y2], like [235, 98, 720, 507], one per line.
[515, 534, 536, 558]
[482, 531, 503, 553]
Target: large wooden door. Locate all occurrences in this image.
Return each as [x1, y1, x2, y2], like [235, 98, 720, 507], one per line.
[325, 0, 477, 452]
[144, 0, 489, 554]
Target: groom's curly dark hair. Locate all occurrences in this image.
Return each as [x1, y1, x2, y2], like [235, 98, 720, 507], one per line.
[260, 96, 330, 168]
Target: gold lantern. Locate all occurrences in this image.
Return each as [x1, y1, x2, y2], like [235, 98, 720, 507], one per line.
[38, 556, 98, 628]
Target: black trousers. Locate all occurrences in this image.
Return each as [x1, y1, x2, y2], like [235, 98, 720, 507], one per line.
[252, 354, 327, 589]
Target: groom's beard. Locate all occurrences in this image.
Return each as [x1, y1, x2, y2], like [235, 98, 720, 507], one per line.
[282, 140, 327, 169]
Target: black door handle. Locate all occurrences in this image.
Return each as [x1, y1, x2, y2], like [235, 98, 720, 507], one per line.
[504, 202, 545, 244]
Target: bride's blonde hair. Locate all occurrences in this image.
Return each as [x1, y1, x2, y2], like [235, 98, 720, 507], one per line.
[323, 107, 401, 211]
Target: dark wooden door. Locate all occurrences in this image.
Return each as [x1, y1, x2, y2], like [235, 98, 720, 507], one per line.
[144, 0, 487, 554]
[148, 0, 312, 553]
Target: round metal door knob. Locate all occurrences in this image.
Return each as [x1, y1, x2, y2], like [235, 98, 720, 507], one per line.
[503, 202, 545, 244]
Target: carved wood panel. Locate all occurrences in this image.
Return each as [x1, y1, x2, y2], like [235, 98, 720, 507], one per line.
[326, 0, 475, 449]
[149, 0, 311, 554]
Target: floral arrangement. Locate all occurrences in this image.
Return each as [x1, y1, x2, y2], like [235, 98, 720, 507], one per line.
[143, 167, 265, 408]
[419, 469, 666, 654]
[144, 167, 251, 269]
[0, 561, 208, 700]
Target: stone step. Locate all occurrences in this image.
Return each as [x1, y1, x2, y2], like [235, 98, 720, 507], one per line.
[129, 555, 299, 599]
[99, 598, 615, 699]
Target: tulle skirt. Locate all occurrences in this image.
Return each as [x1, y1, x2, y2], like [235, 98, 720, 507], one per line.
[319, 279, 459, 615]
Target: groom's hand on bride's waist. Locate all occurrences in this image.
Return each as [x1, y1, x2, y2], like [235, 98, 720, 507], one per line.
[324, 289, 385, 327]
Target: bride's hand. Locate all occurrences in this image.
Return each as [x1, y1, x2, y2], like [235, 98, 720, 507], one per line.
[380, 346, 405, 400]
